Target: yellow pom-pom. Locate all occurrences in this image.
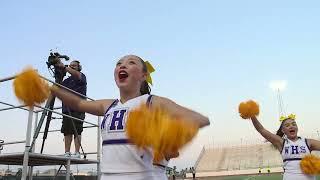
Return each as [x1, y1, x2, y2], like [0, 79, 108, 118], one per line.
[126, 104, 199, 163]
[247, 100, 259, 116]
[13, 67, 50, 107]
[300, 154, 320, 175]
[153, 151, 165, 163]
[153, 150, 179, 164]
[126, 105, 154, 147]
[238, 100, 259, 119]
[239, 102, 250, 119]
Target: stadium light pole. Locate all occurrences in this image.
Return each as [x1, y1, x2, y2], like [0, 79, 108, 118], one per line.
[269, 80, 287, 117]
[213, 138, 215, 149]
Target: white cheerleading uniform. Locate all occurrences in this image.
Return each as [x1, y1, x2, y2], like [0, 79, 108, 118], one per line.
[100, 94, 156, 180]
[153, 159, 169, 180]
[281, 137, 315, 180]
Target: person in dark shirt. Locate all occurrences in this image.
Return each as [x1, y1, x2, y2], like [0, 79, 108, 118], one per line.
[57, 60, 87, 158]
[192, 167, 196, 179]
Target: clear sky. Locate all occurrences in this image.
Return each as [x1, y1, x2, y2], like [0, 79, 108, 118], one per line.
[1, 0, 320, 170]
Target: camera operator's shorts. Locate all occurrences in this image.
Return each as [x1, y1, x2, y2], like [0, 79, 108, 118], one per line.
[61, 112, 85, 136]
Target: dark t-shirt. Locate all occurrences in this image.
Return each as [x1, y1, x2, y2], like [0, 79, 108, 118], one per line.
[61, 73, 87, 113]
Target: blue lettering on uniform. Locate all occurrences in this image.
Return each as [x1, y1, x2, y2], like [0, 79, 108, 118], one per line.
[291, 146, 299, 155]
[300, 146, 306, 153]
[101, 114, 109, 130]
[285, 147, 289, 154]
[109, 109, 127, 131]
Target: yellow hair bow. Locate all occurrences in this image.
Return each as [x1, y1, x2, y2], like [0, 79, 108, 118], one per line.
[279, 113, 296, 122]
[145, 61, 155, 85]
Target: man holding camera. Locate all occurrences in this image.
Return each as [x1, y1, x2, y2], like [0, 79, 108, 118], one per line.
[56, 60, 87, 158]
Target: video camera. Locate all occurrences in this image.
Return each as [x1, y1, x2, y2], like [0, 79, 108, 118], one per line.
[46, 51, 70, 82]
[46, 52, 70, 68]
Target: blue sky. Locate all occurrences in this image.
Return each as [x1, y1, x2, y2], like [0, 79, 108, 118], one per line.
[1, 0, 320, 170]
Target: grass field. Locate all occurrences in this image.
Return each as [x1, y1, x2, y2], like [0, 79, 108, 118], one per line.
[193, 173, 320, 180]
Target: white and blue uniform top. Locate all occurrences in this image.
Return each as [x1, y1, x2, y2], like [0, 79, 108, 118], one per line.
[281, 137, 315, 180]
[153, 159, 169, 180]
[100, 94, 155, 178]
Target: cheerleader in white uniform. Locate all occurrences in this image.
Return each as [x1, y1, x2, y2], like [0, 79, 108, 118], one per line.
[52, 55, 210, 179]
[153, 159, 169, 179]
[250, 114, 320, 180]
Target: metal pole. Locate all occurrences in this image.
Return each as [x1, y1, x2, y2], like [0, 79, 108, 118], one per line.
[21, 107, 34, 180]
[39, 125, 96, 133]
[0, 75, 16, 82]
[0, 105, 27, 112]
[40, 75, 94, 101]
[66, 159, 70, 180]
[0, 140, 2, 154]
[28, 112, 39, 180]
[0, 140, 26, 146]
[35, 106, 61, 113]
[32, 112, 39, 152]
[29, 95, 54, 153]
[97, 116, 101, 180]
[34, 105, 98, 127]
[0, 73, 94, 100]
[0, 101, 35, 113]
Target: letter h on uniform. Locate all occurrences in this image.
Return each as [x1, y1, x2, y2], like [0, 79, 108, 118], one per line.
[291, 146, 299, 155]
[109, 110, 127, 131]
